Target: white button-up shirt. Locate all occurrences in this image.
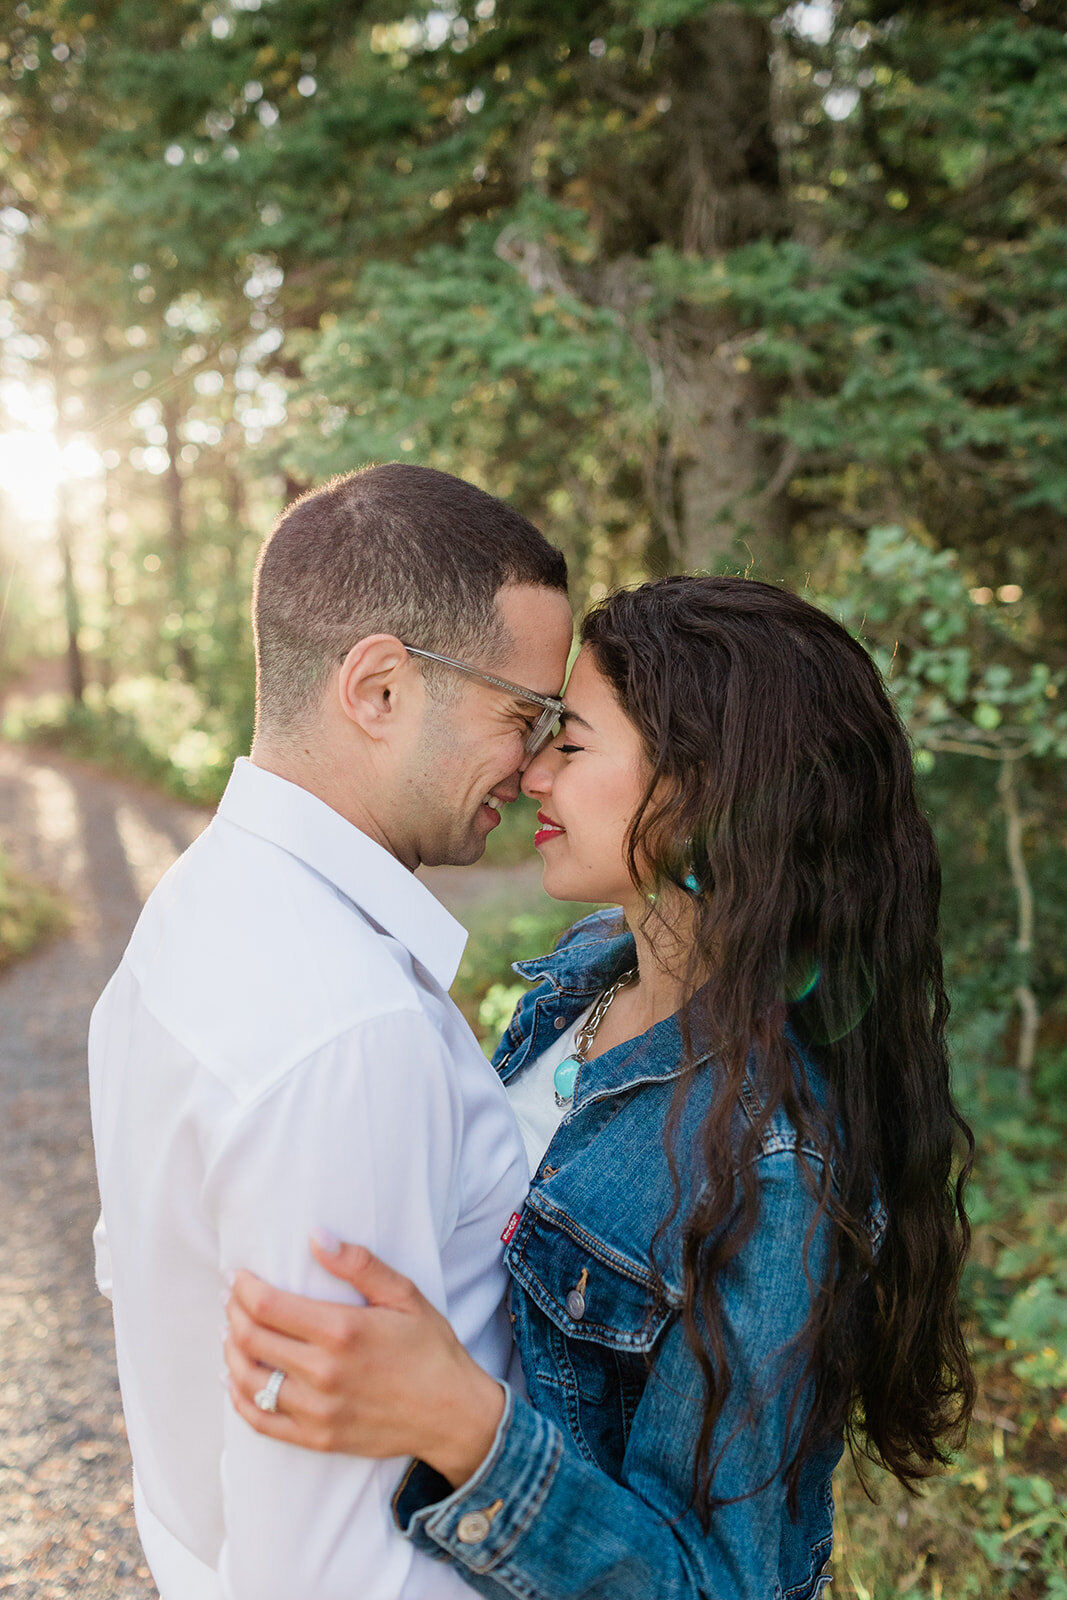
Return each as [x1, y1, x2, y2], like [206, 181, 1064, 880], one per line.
[89, 759, 529, 1600]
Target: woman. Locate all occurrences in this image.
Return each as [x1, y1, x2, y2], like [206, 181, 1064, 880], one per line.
[225, 575, 975, 1599]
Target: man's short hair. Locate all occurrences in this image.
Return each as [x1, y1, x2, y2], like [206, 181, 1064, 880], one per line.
[252, 463, 569, 737]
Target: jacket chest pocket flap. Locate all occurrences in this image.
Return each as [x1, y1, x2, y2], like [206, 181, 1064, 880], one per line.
[509, 1208, 675, 1352]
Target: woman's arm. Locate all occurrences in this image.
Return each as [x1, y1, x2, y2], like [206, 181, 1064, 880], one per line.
[226, 1154, 834, 1600]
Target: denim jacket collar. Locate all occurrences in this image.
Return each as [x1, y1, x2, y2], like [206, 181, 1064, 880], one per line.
[506, 917, 716, 1108]
[510, 919, 634, 996]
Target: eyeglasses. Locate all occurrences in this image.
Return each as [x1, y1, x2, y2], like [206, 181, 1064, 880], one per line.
[403, 645, 565, 755]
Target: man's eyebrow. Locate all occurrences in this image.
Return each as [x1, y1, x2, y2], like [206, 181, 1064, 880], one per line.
[560, 708, 594, 732]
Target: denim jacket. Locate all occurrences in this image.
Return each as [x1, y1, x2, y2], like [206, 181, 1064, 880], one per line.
[395, 911, 853, 1599]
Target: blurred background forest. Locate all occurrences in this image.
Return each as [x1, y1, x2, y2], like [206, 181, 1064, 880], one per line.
[0, 0, 1064, 1595]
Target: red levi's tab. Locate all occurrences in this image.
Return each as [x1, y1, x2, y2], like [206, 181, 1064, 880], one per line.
[500, 1211, 521, 1245]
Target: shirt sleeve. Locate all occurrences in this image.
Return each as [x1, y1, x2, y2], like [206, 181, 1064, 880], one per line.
[92, 1209, 113, 1300]
[205, 1008, 472, 1600]
[395, 1150, 838, 1600]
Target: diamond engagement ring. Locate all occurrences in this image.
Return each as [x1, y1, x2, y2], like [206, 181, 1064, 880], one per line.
[253, 1368, 286, 1413]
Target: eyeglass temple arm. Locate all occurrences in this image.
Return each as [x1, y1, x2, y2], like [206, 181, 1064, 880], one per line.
[404, 646, 564, 712]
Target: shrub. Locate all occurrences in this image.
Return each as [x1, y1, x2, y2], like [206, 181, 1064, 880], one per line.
[2, 678, 240, 806]
[0, 850, 69, 968]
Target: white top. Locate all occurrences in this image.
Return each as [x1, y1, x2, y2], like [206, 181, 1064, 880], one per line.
[88, 758, 529, 1600]
[505, 1006, 593, 1177]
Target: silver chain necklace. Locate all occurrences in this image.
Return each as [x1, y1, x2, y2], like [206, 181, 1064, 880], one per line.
[552, 968, 639, 1108]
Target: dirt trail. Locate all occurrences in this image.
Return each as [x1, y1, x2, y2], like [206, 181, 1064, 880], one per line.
[0, 743, 206, 1597]
[0, 741, 538, 1596]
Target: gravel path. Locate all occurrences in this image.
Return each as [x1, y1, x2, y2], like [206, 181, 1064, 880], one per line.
[0, 744, 208, 1597]
[0, 741, 541, 1596]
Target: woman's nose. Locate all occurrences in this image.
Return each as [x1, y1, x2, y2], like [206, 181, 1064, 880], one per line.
[521, 746, 559, 799]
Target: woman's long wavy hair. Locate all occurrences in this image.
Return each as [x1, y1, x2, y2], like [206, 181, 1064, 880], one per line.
[580, 575, 975, 1522]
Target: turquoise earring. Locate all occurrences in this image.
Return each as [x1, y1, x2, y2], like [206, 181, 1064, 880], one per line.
[678, 833, 706, 895]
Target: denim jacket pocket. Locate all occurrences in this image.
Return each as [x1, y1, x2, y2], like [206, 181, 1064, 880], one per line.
[507, 1206, 675, 1468]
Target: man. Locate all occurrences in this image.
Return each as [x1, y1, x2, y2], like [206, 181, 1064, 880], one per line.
[88, 463, 573, 1599]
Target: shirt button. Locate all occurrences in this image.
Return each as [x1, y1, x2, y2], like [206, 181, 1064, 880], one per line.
[554, 1016, 566, 1029]
[457, 1511, 493, 1544]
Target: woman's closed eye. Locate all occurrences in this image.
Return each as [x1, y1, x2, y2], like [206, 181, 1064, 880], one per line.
[555, 742, 584, 755]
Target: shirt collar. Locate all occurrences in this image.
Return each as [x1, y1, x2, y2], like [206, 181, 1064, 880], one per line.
[216, 758, 468, 990]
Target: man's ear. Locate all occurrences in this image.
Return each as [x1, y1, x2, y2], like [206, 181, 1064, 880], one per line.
[337, 635, 415, 739]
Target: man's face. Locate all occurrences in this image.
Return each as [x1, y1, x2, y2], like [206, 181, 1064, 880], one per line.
[401, 584, 573, 868]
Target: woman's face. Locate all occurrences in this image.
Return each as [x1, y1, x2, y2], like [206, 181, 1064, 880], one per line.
[522, 647, 651, 909]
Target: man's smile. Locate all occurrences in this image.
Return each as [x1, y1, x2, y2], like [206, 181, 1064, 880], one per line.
[478, 785, 518, 830]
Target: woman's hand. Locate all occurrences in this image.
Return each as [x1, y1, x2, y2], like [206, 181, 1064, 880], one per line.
[224, 1236, 506, 1487]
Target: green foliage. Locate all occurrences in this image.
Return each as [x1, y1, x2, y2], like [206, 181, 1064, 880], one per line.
[7, 1, 1067, 600]
[0, 847, 69, 968]
[968, 1113, 1067, 1420]
[827, 526, 1067, 760]
[0, 553, 40, 687]
[814, 526, 1067, 1597]
[834, 1074, 1067, 1599]
[693, 8, 1067, 611]
[451, 897, 604, 1046]
[477, 981, 529, 1047]
[482, 793, 545, 868]
[285, 210, 649, 569]
[2, 678, 238, 805]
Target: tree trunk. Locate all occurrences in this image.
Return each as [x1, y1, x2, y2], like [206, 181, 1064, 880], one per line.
[656, 7, 789, 572]
[590, 7, 789, 572]
[668, 340, 790, 573]
[221, 435, 249, 653]
[223, 433, 247, 588]
[56, 475, 86, 705]
[97, 466, 118, 691]
[998, 758, 1039, 1100]
[161, 393, 195, 681]
[0, 492, 15, 676]
[52, 371, 87, 703]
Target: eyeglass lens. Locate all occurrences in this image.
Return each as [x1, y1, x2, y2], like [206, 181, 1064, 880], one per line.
[525, 707, 561, 755]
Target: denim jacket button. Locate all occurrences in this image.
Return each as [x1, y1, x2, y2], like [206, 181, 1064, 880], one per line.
[456, 1507, 499, 1544]
[565, 1288, 586, 1320]
[554, 1015, 567, 1029]
[566, 1268, 590, 1321]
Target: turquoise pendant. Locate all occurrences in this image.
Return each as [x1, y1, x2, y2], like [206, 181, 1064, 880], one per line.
[553, 1055, 581, 1107]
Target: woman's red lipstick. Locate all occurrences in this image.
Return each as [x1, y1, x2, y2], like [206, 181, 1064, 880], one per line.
[534, 811, 566, 849]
